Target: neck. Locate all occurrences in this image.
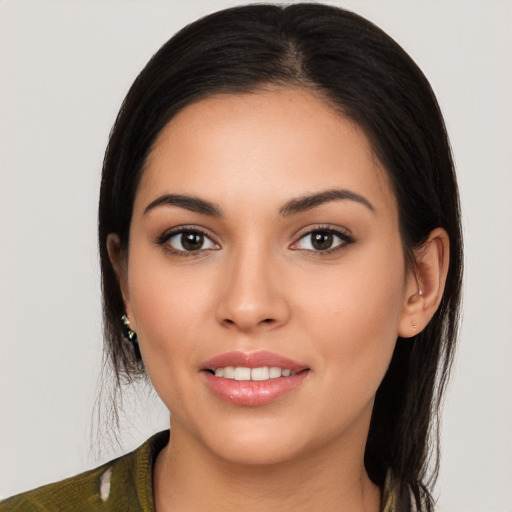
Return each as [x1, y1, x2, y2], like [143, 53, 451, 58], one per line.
[153, 420, 381, 512]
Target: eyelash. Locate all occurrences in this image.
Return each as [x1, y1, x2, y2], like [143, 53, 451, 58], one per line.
[291, 225, 355, 255]
[156, 226, 218, 258]
[156, 225, 355, 257]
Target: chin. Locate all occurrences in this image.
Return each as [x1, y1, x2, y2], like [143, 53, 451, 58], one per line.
[182, 413, 310, 466]
[211, 434, 305, 467]
[195, 411, 348, 469]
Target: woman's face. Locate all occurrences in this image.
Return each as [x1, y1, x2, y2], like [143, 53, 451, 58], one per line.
[121, 88, 417, 465]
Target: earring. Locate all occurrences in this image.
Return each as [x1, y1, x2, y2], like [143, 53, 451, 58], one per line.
[122, 314, 138, 344]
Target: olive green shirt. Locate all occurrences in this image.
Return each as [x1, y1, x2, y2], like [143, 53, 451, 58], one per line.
[0, 430, 401, 511]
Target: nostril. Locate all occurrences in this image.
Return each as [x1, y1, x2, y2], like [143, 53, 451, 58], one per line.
[219, 312, 283, 331]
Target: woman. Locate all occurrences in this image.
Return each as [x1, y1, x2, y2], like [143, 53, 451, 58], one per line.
[1, 3, 462, 511]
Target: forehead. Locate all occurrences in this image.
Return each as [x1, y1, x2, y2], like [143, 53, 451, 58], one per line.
[138, 88, 396, 217]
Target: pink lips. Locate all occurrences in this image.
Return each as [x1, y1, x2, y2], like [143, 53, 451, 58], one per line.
[202, 351, 306, 372]
[201, 351, 309, 407]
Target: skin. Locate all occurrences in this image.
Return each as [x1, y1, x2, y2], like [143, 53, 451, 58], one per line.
[108, 88, 449, 512]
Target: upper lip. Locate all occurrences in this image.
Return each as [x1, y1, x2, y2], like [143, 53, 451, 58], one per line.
[201, 351, 308, 372]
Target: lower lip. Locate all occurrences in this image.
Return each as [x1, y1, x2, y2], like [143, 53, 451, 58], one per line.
[202, 371, 309, 406]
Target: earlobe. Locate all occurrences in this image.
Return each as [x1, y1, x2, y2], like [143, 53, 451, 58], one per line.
[106, 234, 133, 323]
[398, 228, 450, 338]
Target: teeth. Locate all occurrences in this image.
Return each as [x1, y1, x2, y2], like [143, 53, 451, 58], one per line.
[213, 366, 296, 381]
[251, 367, 269, 381]
[269, 367, 281, 379]
[234, 367, 251, 381]
[223, 366, 235, 379]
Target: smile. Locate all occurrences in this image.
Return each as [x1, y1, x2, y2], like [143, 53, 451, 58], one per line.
[201, 351, 309, 406]
[211, 366, 296, 380]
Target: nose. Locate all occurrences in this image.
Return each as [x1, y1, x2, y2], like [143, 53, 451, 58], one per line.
[215, 245, 291, 333]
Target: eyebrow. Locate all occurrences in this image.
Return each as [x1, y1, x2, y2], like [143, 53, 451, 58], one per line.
[143, 188, 374, 218]
[144, 194, 223, 217]
[279, 189, 375, 216]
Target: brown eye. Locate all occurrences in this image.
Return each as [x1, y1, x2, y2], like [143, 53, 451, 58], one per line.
[311, 232, 334, 250]
[181, 232, 204, 251]
[293, 228, 353, 253]
[167, 230, 217, 252]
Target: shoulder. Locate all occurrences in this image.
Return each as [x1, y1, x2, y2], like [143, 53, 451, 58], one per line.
[0, 460, 117, 512]
[0, 430, 169, 512]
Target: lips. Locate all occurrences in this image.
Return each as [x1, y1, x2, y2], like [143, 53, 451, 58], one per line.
[201, 351, 310, 406]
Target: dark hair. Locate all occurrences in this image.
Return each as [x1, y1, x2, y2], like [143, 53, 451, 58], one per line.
[98, 4, 463, 510]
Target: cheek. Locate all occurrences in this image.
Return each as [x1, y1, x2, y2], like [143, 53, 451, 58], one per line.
[126, 252, 213, 387]
[294, 242, 406, 392]
[300, 248, 404, 324]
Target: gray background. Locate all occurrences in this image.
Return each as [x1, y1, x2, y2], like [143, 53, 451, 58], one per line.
[1, 1, 511, 510]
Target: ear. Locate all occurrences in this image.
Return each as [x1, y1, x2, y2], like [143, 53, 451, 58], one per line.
[398, 228, 450, 338]
[106, 234, 135, 327]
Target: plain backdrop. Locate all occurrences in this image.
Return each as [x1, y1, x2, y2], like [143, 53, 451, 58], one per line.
[1, 1, 511, 511]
